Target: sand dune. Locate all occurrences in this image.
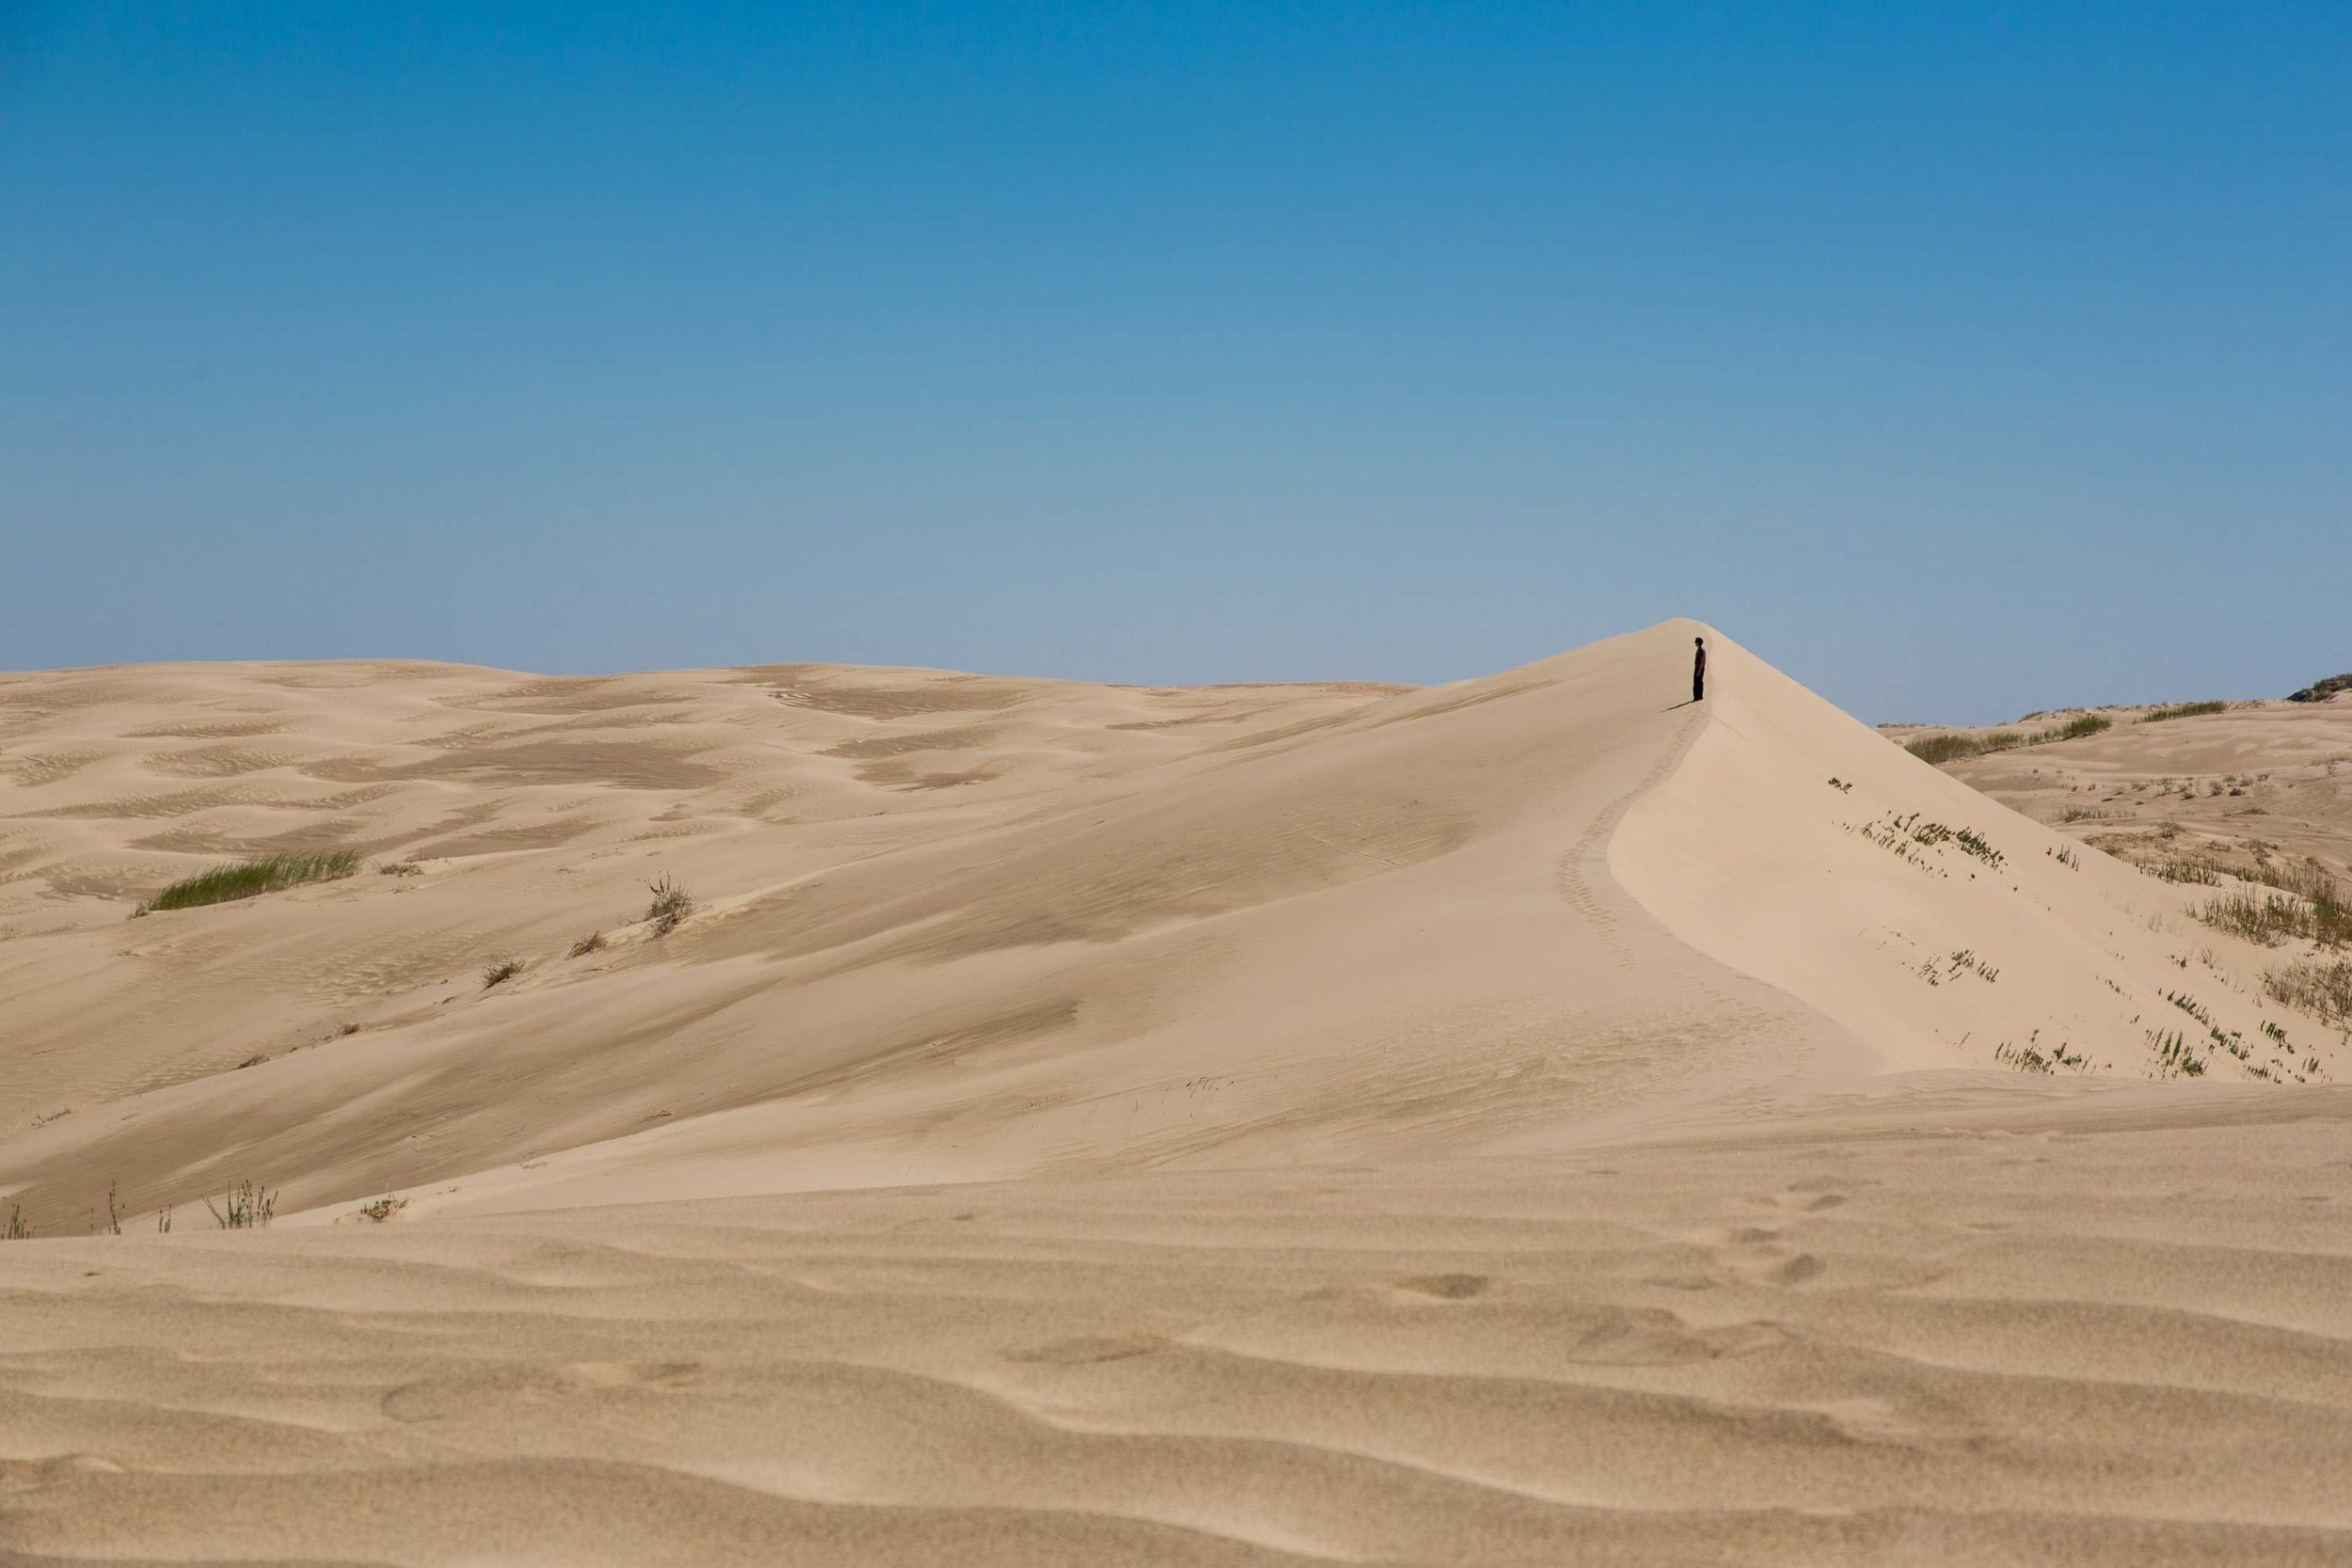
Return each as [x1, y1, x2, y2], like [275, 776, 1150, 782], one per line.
[4, 622, 2348, 1564]
[1914, 699, 2352, 894]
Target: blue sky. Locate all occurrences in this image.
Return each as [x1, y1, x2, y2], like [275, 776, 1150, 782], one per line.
[4, 4, 2345, 721]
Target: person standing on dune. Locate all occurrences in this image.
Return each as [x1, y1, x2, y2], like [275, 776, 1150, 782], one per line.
[1692, 637, 1707, 703]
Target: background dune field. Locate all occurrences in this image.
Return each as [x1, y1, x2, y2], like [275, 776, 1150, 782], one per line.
[4, 621, 2349, 1565]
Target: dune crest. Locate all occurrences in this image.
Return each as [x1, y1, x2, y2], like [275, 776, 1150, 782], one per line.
[1613, 633, 2315, 1080]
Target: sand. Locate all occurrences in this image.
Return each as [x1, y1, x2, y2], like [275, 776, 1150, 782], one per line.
[3, 622, 2348, 1564]
[1918, 703, 2352, 892]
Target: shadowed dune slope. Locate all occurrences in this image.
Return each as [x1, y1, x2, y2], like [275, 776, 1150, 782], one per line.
[1613, 642, 2334, 1081]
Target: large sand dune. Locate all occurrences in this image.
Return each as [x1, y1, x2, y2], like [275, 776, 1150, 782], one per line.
[3, 622, 2347, 1564]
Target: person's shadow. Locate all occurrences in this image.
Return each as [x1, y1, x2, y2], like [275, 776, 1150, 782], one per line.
[1661, 699, 1699, 712]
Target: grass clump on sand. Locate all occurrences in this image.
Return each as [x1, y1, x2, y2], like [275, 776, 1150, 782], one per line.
[357, 1196, 409, 1223]
[139, 850, 362, 913]
[1904, 734, 1983, 765]
[1904, 715, 2110, 765]
[644, 876, 693, 936]
[1995, 1036, 2087, 1073]
[2142, 701, 2227, 722]
[567, 930, 606, 958]
[2149, 1029, 2207, 1078]
[2265, 959, 2352, 1029]
[2199, 864, 2350, 949]
[481, 954, 523, 989]
[2287, 673, 2352, 704]
[2048, 715, 2114, 741]
[206, 1180, 277, 1230]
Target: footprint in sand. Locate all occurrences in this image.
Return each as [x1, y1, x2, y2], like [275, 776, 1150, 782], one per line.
[1565, 1307, 1788, 1366]
[1392, 1273, 1490, 1301]
[1788, 1175, 1878, 1195]
[556, 1360, 702, 1392]
[19, 1453, 128, 1483]
[1770, 1254, 1827, 1286]
[384, 1360, 701, 1421]
[1005, 1334, 1168, 1365]
[1749, 1182, 1856, 1214]
[1645, 1268, 1725, 1291]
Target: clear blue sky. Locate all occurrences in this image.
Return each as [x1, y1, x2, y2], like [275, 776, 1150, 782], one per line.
[5, 4, 2345, 721]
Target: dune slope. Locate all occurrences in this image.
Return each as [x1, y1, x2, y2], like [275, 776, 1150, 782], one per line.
[1613, 640, 2333, 1082]
[5, 624, 2350, 1565]
[5, 1085, 2350, 1566]
[1, 623, 2337, 1227]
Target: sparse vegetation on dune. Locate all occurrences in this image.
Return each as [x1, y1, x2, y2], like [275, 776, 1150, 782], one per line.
[2287, 673, 2352, 704]
[567, 931, 606, 958]
[2199, 868, 2351, 949]
[2044, 716, 2113, 742]
[2265, 959, 2352, 1029]
[1996, 1035, 2087, 1073]
[357, 1196, 408, 1223]
[644, 876, 693, 936]
[481, 954, 523, 989]
[138, 850, 362, 913]
[1851, 812, 2006, 877]
[1904, 734, 1981, 765]
[2150, 1028, 2208, 1078]
[2141, 701, 2228, 722]
[1904, 715, 2109, 765]
[2201, 889, 2300, 946]
[206, 1180, 277, 1230]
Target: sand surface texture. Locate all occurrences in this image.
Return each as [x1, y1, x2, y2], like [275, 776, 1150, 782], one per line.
[4, 622, 2348, 1564]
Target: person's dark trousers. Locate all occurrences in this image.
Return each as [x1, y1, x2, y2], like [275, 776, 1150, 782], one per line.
[1693, 674, 1705, 702]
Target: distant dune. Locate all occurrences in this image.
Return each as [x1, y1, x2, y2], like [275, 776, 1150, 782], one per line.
[1893, 699, 2352, 899]
[4, 623, 2348, 1565]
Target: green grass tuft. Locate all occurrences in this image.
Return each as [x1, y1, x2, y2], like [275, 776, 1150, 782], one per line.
[139, 850, 362, 913]
[2052, 715, 2114, 741]
[1904, 715, 2110, 766]
[1904, 734, 1981, 765]
[205, 1180, 277, 1230]
[2142, 700, 2227, 722]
